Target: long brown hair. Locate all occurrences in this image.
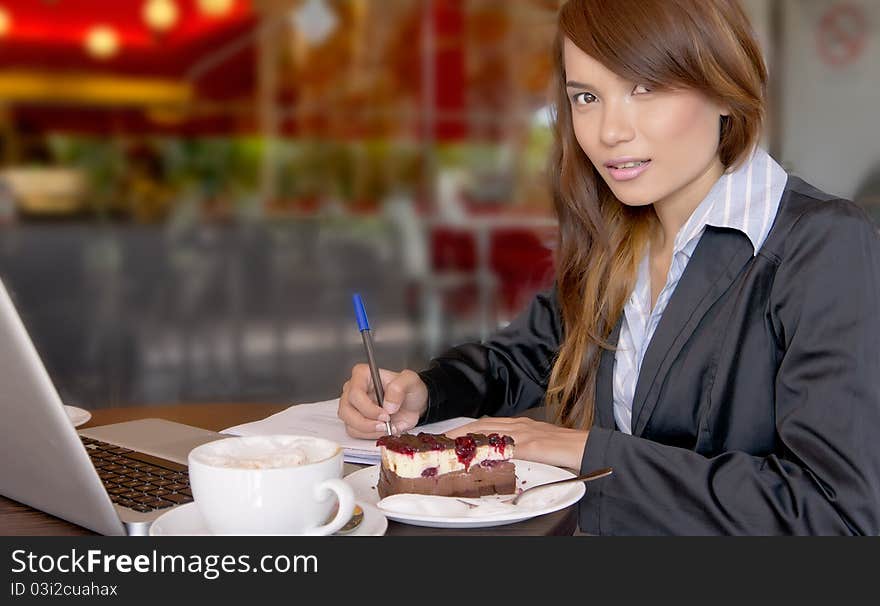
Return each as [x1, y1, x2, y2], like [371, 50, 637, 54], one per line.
[546, 0, 768, 429]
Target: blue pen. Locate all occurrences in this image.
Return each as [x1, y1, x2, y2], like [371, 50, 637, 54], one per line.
[352, 294, 392, 436]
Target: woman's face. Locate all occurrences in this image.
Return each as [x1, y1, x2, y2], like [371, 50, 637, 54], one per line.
[563, 38, 728, 209]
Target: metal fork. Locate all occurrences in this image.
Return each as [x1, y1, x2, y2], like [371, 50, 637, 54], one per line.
[457, 466, 613, 508]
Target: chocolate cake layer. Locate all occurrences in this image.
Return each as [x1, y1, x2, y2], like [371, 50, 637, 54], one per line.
[378, 461, 516, 499]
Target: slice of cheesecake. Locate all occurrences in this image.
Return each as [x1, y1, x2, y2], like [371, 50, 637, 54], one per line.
[376, 432, 516, 499]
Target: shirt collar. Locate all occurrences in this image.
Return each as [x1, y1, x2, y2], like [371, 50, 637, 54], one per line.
[673, 147, 788, 258]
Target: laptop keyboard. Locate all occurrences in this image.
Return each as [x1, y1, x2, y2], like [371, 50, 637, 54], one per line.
[80, 437, 194, 514]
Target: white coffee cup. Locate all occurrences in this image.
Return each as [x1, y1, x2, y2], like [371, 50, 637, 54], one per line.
[187, 435, 355, 535]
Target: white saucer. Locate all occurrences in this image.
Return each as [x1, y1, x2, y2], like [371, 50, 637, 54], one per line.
[64, 405, 91, 427]
[149, 501, 387, 536]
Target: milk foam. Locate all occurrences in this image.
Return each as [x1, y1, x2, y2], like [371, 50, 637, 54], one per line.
[198, 449, 311, 469]
[192, 435, 337, 469]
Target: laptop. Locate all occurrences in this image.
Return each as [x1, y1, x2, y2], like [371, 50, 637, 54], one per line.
[0, 277, 225, 535]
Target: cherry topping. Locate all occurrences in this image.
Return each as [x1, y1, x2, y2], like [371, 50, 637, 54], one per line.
[376, 435, 416, 457]
[455, 435, 477, 470]
[417, 433, 446, 451]
[488, 433, 507, 455]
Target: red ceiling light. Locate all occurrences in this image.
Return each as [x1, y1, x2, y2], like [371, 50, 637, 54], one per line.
[85, 25, 120, 59]
[197, 0, 235, 18]
[0, 6, 11, 38]
[143, 0, 180, 34]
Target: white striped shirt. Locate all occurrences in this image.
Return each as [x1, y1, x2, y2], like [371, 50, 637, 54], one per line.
[612, 147, 788, 434]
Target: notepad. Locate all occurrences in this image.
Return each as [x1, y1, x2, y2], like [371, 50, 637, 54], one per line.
[222, 399, 476, 465]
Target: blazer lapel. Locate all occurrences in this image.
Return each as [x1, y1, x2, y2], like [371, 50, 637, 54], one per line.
[630, 227, 755, 436]
[594, 316, 621, 430]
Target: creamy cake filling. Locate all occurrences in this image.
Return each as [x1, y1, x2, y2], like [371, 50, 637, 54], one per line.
[377, 433, 514, 479]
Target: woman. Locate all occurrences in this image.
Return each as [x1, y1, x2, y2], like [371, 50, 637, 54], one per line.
[338, 0, 880, 535]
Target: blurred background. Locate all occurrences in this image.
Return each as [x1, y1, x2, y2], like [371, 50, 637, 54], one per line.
[0, 0, 876, 410]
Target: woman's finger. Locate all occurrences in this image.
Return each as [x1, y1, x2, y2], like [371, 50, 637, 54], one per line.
[338, 401, 389, 436]
[445, 418, 520, 438]
[389, 411, 420, 434]
[381, 369, 421, 414]
[343, 424, 387, 440]
[347, 385, 389, 421]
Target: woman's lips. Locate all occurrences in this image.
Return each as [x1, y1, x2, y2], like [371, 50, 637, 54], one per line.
[606, 159, 652, 182]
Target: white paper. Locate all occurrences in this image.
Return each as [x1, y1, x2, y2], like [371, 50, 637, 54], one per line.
[221, 399, 476, 464]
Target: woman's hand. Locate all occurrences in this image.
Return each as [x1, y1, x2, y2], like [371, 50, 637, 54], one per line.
[446, 417, 589, 471]
[338, 364, 428, 439]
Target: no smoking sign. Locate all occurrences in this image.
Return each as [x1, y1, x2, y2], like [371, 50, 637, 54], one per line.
[817, 2, 869, 67]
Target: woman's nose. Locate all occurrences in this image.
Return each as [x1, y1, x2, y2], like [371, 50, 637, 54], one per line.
[599, 103, 636, 147]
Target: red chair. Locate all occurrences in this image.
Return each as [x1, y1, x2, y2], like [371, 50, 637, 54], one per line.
[489, 228, 556, 320]
[429, 226, 480, 316]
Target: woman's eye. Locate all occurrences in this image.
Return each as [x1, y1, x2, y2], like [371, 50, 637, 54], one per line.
[572, 92, 597, 105]
[633, 84, 652, 94]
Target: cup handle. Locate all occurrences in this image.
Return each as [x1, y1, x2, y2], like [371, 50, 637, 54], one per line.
[307, 479, 356, 536]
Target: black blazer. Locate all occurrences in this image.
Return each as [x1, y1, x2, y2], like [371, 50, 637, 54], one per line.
[418, 176, 880, 535]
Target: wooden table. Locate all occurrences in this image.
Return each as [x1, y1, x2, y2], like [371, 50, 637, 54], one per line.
[0, 403, 579, 536]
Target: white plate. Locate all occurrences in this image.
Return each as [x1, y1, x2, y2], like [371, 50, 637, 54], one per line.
[64, 405, 91, 427]
[345, 459, 585, 529]
[148, 501, 387, 536]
